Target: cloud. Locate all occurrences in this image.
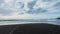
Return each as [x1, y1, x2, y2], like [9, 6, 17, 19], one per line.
[0, 0, 4, 5]
[42, 0, 58, 2]
[27, 8, 47, 14]
[0, 0, 60, 19]
[0, 13, 60, 19]
[27, 0, 37, 9]
[0, 8, 13, 16]
[0, 14, 48, 19]
[53, 2, 60, 9]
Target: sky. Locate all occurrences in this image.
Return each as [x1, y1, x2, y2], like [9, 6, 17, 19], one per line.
[0, 0, 60, 19]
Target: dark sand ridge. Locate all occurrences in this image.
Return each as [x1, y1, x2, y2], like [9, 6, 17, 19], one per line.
[0, 23, 60, 34]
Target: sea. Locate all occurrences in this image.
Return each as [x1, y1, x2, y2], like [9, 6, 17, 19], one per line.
[0, 19, 60, 25]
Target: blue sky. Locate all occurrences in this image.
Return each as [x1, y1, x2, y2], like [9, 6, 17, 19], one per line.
[0, 0, 60, 19]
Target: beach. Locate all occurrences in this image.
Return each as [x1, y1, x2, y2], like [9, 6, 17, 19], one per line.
[0, 23, 60, 34]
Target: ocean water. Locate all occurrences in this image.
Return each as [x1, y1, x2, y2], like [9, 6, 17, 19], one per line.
[0, 19, 60, 25]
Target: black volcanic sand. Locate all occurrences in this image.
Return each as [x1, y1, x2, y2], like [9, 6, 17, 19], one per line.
[0, 23, 60, 34]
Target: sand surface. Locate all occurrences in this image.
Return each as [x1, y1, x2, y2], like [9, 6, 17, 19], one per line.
[0, 23, 60, 34]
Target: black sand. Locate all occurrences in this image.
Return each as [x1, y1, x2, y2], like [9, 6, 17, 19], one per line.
[0, 23, 60, 34]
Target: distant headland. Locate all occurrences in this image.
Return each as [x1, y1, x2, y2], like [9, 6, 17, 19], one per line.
[56, 17, 60, 19]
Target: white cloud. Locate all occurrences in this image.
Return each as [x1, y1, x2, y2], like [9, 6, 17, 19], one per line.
[0, 13, 60, 19]
[0, 0, 60, 19]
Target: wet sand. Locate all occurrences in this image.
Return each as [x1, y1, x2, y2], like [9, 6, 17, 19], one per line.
[0, 23, 60, 34]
